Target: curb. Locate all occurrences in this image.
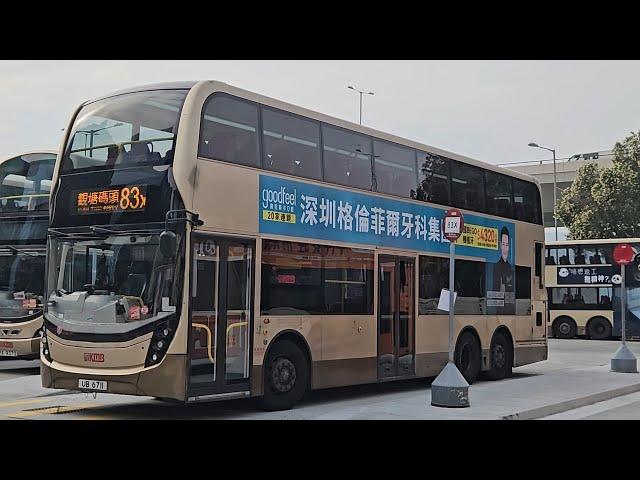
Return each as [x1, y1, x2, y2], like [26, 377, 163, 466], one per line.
[501, 381, 640, 420]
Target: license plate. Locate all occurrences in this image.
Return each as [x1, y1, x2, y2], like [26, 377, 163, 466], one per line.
[0, 350, 17, 357]
[78, 379, 107, 391]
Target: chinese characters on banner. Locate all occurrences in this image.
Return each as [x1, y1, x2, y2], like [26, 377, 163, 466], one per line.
[557, 265, 618, 285]
[259, 175, 516, 313]
[260, 177, 507, 254]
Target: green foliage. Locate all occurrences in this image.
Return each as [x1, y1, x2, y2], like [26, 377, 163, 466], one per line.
[555, 130, 640, 239]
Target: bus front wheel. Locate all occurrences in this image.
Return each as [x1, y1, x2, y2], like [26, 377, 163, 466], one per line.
[553, 317, 577, 339]
[259, 339, 309, 411]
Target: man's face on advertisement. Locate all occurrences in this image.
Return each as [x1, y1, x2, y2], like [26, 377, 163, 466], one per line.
[501, 233, 509, 261]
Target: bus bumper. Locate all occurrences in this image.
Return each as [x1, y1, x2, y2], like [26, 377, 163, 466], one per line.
[514, 342, 548, 367]
[41, 354, 189, 401]
[0, 337, 40, 359]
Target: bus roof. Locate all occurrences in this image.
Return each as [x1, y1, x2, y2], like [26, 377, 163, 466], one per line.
[1, 150, 57, 164]
[86, 81, 199, 104]
[82, 79, 541, 188]
[547, 238, 640, 247]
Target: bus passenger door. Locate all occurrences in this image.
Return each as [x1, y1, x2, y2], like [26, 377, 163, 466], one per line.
[188, 235, 254, 398]
[378, 255, 415, 379]
[532, 242, 546, 340]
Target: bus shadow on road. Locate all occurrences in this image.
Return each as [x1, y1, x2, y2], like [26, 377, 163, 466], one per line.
[70, 377, 465, 419]
[0, 359, 39, 371]
[67, 372, 544, 419]
[71, 377, 434, 419]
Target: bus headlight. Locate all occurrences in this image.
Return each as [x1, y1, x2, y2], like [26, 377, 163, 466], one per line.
[41, 328, 52, 363]
[145, 322, 173, 367]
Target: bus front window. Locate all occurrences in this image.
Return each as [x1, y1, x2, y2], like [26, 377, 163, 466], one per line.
[0, 248, 46, 321]
[61, 90, 188, 173]
[46, 233, 183, 334]
[0, 153, 55, 213]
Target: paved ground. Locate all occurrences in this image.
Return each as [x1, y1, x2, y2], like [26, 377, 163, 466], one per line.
[543, 390, 640, 419]
[0, 359, 39, 382]
[2, 339, 640, 419]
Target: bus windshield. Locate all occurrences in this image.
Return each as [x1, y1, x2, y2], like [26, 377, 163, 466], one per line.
[0, 153, 56, 213]
[0, 247, 46, 321]
[46, 233, 182, 334]
[61, 90, 188, 173]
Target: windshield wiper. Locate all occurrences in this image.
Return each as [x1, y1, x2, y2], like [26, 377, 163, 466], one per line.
[48, 228, 101, 239]
[90, 225, 162, 236]
[5, 246, 38, 257]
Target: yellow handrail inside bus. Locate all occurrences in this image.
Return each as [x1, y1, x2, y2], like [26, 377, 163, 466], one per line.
[226, 321, 247, 335]
[192, 322, 215, 365]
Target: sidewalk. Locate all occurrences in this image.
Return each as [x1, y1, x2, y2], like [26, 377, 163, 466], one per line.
[244, 363, 640, 420]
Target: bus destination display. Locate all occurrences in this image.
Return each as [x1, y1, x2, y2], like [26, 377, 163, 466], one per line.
[74, 185, 147, 215]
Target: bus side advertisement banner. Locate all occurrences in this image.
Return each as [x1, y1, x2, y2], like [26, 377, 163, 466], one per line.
[259, 175, 517, 314]
[556, 265, 618, 285]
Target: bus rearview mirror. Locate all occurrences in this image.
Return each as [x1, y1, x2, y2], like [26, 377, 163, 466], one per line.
[159, 230, 177, 258]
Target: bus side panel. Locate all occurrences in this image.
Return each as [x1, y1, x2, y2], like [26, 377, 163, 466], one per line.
[314, 315, 377, 389]
[193, 159, 259, 236]
[415, 314, 492, 376]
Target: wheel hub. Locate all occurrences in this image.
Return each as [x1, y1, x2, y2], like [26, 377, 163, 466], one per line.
[460, 345, 471, 370]
[271, 357, 296, 393]
[493, 344, 505, 369]
[559, 323, 570, 335]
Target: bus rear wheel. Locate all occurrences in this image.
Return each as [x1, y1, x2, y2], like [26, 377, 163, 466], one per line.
[553, 317, 577, 339]
[484, 332, 513, 381]
[259, 339, 309, 411]
[587, 317, 612, 340]
[454, 331, 481, 384]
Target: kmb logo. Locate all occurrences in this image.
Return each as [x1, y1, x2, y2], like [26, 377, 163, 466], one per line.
[84, 353, 105, 363]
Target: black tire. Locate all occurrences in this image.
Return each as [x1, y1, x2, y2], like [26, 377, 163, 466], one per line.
[553, 316, 577, 339]
[587, 317, 612, 340]
[259, 339, 309, 411]
[454, 331, 481, 384]
[485, 332, 513, 381]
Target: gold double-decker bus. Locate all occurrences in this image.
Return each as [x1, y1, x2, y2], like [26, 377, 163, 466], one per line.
[546, 239, 640, 340]
[0, 151, 56, 359]
[41, 81, 547, 409]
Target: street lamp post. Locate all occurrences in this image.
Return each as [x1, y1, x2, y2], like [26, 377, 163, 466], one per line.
[77, 123, 123, 157]
[347, 86, 374, 125]
[528, 142, 558, 240]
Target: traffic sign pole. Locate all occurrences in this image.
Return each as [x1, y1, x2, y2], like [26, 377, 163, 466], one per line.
[622, 265, 626, 347]
[431, 208, 470, 408]
[448, 240, 455, 364]
[611, 244, 637, 373]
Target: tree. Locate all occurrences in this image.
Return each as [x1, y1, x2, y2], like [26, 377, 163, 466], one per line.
[556, 130, 640, 239]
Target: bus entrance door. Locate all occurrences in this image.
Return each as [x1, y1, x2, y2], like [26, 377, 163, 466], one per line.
[378, 255, 415, 379]
[188, 235, 254, 398]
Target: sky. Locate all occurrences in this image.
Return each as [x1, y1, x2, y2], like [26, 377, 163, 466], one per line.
[1, 60, 639, 165]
